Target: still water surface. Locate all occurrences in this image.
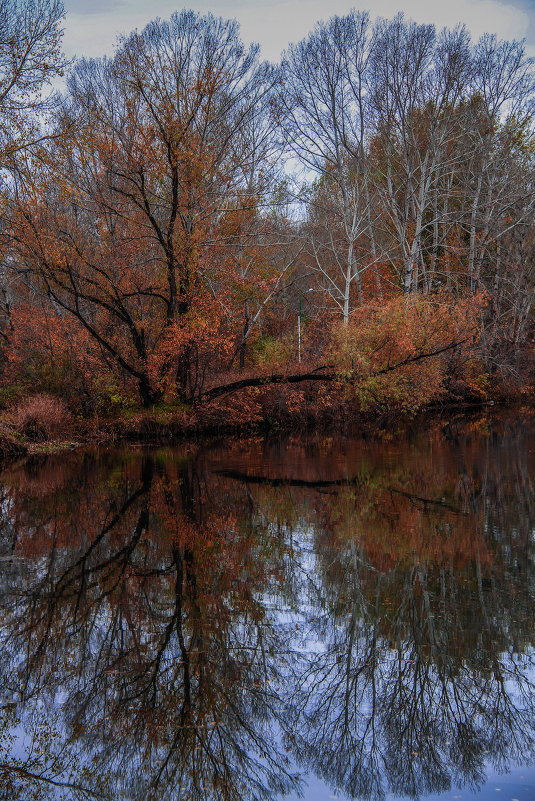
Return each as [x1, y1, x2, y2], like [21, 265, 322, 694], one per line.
[1, 414, 535, 801]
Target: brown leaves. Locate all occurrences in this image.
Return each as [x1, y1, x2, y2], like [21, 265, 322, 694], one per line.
[332, 290, 487, 414]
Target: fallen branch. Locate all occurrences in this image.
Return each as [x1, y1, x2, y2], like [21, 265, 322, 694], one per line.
[201, 367, 335, 403]
[200, 338, 466, 404]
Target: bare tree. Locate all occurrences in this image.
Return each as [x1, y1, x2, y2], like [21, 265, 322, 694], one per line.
[369, 16, 473, 294]
[281, 11, 380, 323]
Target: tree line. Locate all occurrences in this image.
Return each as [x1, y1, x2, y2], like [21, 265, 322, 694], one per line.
[1, 0, 534, 417]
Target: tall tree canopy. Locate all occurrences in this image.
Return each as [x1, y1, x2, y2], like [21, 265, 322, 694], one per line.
[9, 11, 282, 405]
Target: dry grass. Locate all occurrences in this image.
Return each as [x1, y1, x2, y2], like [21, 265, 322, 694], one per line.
[8, 394, 73, 442]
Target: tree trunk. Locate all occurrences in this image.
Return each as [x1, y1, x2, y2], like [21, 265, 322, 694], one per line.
[139, 375, 162, 408]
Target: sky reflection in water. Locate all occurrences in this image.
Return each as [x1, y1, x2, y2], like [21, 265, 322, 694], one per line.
[0, 413, 535, 801]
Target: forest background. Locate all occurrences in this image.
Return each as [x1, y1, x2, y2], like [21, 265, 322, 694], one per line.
[1, 0, 535, 444]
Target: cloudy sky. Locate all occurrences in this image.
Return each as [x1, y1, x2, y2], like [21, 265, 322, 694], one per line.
[62, 0, 535, 61]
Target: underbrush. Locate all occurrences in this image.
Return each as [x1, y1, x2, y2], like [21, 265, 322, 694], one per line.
[6, 393, 74, 442]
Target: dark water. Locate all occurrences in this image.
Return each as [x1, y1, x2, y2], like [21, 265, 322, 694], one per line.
[1, 414, 535, 801]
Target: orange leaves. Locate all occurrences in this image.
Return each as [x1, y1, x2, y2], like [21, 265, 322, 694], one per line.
[332, 290, 487, 413]
[150, 294, 234, 396]
[4, 11, 291, 409]
[3, 302, 105, 410]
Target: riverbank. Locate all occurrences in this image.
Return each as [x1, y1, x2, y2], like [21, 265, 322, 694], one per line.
[0, 389, 530, 469]
[0, 427, 28, 460]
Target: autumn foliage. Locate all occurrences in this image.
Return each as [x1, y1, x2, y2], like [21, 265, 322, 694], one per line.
[7, 392, 72, 441]
[0, 6, 534, 434]
[332, 292, 487, 413]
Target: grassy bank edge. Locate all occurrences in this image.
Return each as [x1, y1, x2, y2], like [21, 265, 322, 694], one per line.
[0, 392, 523, 470]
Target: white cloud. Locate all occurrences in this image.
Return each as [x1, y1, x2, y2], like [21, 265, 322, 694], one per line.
[65, 0, 124, 14]
[61, 0, 533, 61]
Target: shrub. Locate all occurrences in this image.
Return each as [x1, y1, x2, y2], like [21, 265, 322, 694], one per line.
[331, 291, 486, 414]
[253, 335, 294, 370]
[9, 394, 73, 442]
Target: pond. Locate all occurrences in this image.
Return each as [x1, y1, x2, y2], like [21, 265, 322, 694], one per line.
[1, 412, 535, 801]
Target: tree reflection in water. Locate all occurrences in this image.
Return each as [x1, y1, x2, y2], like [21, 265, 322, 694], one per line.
[0, 415, 534, 800]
